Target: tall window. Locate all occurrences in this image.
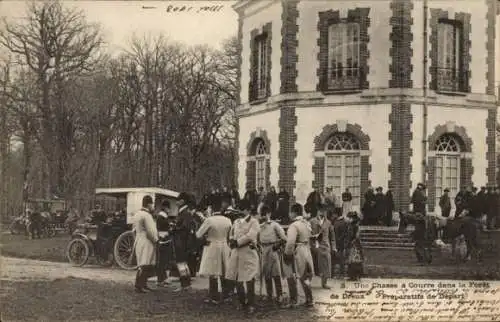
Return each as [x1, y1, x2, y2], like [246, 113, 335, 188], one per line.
[324, 133, 361, 206]
[255, 34, 268, 100]
[328, 22, 360, 90]
[436, 20, 464, 92]
[255, 140, 267, 190]
[434, 134, 461, 206]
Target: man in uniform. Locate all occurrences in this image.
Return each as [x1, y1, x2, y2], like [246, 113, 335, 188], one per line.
[411, 183, 427, 215]
[173, 192, 197, 292]
[283, 203, 315, 308]
[195, 205, 232, 304]
[258, 205, 287, 304]
[439, 188, 452, 218]
[309, 204, 337, 289]
[156, 200, 172, 286]
[134, 196, 159, 293]
[226, 201, 260, 314]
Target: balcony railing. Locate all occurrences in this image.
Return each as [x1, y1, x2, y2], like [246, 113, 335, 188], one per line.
[432, 67, 468, 93]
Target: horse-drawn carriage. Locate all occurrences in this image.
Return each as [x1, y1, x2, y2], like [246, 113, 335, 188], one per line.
[66, 187, 179, 269]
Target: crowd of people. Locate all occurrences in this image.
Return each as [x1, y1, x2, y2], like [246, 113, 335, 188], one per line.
[305, 186, 395, 226]
[438, 185, 500, 230]
[132, 191, 364, 314]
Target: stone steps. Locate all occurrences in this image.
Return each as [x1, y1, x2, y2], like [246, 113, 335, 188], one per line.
[359, 226, 414, 250]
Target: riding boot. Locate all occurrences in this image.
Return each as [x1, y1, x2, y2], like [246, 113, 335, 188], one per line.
[135, 266, 146, 290]
[265, 278, 273, 301]
[208, 276, 219, 301]
[221, 278, 233, 300]
[246, 279, 256, 309]
[300, 278, 313, 306]
[236, 282, 247, 307]
[321, 276, 330, 289]
[273, 276, 283, 298]
[286, 277, 298, 305]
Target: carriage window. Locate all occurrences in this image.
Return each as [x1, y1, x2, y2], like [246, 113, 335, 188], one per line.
[324, 133, 361, 206]
[434, 134, 461, 207]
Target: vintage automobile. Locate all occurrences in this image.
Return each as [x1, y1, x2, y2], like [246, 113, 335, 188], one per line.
[66, 187, 180, 269]
[27, 198, 68, 237]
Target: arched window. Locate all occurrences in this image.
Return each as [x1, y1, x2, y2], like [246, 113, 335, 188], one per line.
[254, 139, 268, 190]
[324, 133, 361, 206]
[434, 134, 461, 206]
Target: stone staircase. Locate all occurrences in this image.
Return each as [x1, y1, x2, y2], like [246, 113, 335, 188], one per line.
[360, 226, 414, 250]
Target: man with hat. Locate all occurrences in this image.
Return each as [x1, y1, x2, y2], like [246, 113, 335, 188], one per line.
[411, 183, 427, 215]
[133, 195, 159, 293]
[195, 201, 233, 304]
[309, 203, 336, 289]
[226, 200, 260, 314]
[156, 200, 173, 286]
[172, 192, 197, 292]
[374, 187, 386, 225]
[258, 204, 287, 305]
[439, 188, 452, 218]
[282, 203, 315, 308]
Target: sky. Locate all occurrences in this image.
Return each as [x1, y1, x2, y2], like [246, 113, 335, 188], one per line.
[0, 1, 239, 53]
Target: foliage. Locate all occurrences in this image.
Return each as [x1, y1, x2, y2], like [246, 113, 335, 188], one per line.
[0, 1, 238, 218]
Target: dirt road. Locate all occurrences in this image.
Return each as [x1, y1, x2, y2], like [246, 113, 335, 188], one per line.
[1, 256, 135, 284]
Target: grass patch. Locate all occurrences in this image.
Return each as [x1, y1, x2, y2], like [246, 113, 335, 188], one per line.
[0, 277, 314, 321]
[1, 233, 69, 263]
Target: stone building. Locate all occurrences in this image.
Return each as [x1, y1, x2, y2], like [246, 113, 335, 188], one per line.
[233, 0, 499, 213]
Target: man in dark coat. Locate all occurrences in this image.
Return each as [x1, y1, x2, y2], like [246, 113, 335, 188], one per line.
[411, 183, 427, 215]
[439, 189, 452, 218]
[362, 187, 376, 225]
[173, 192, 198, 292]
[266, 186, 278, 215]
[243, 188, 258, 207]
[476, 187, 487, 218]
[230, 186, 240, 209]
[460, 186, 475, 217]
[306, 187, 323, 218]
[455, 186, 467, 216]
[412, 213, 437, 265]
[156, 200, 173, 286]
[374, 187, 386, 225]
[276, 187, 290, 224]
[385, 190, 395, 226]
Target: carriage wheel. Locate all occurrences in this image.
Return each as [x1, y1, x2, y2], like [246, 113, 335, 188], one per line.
[66, 238, 90, 267]
[114, 231, 137, 270]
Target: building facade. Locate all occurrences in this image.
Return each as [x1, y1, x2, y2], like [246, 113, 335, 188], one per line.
[233, 0, 499, 213]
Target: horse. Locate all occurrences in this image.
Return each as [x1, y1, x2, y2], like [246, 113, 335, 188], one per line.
[398, 211, 482, 262]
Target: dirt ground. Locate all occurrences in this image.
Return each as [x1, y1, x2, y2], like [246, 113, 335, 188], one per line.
[1, 229, 499, 321]
[0, 256, 316, 322]
[2, 233, 499, 280]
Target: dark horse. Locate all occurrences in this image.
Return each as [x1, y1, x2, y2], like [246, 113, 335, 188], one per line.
[399, 212, 482, 262]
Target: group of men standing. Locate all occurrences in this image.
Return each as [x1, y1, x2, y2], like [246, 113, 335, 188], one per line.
[439, 185, 500, 229]
[305, 187, 354, 219]
[132, 193, 317, 314]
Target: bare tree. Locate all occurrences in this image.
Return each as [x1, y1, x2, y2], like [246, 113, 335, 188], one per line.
[0, 0, 104, 199]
